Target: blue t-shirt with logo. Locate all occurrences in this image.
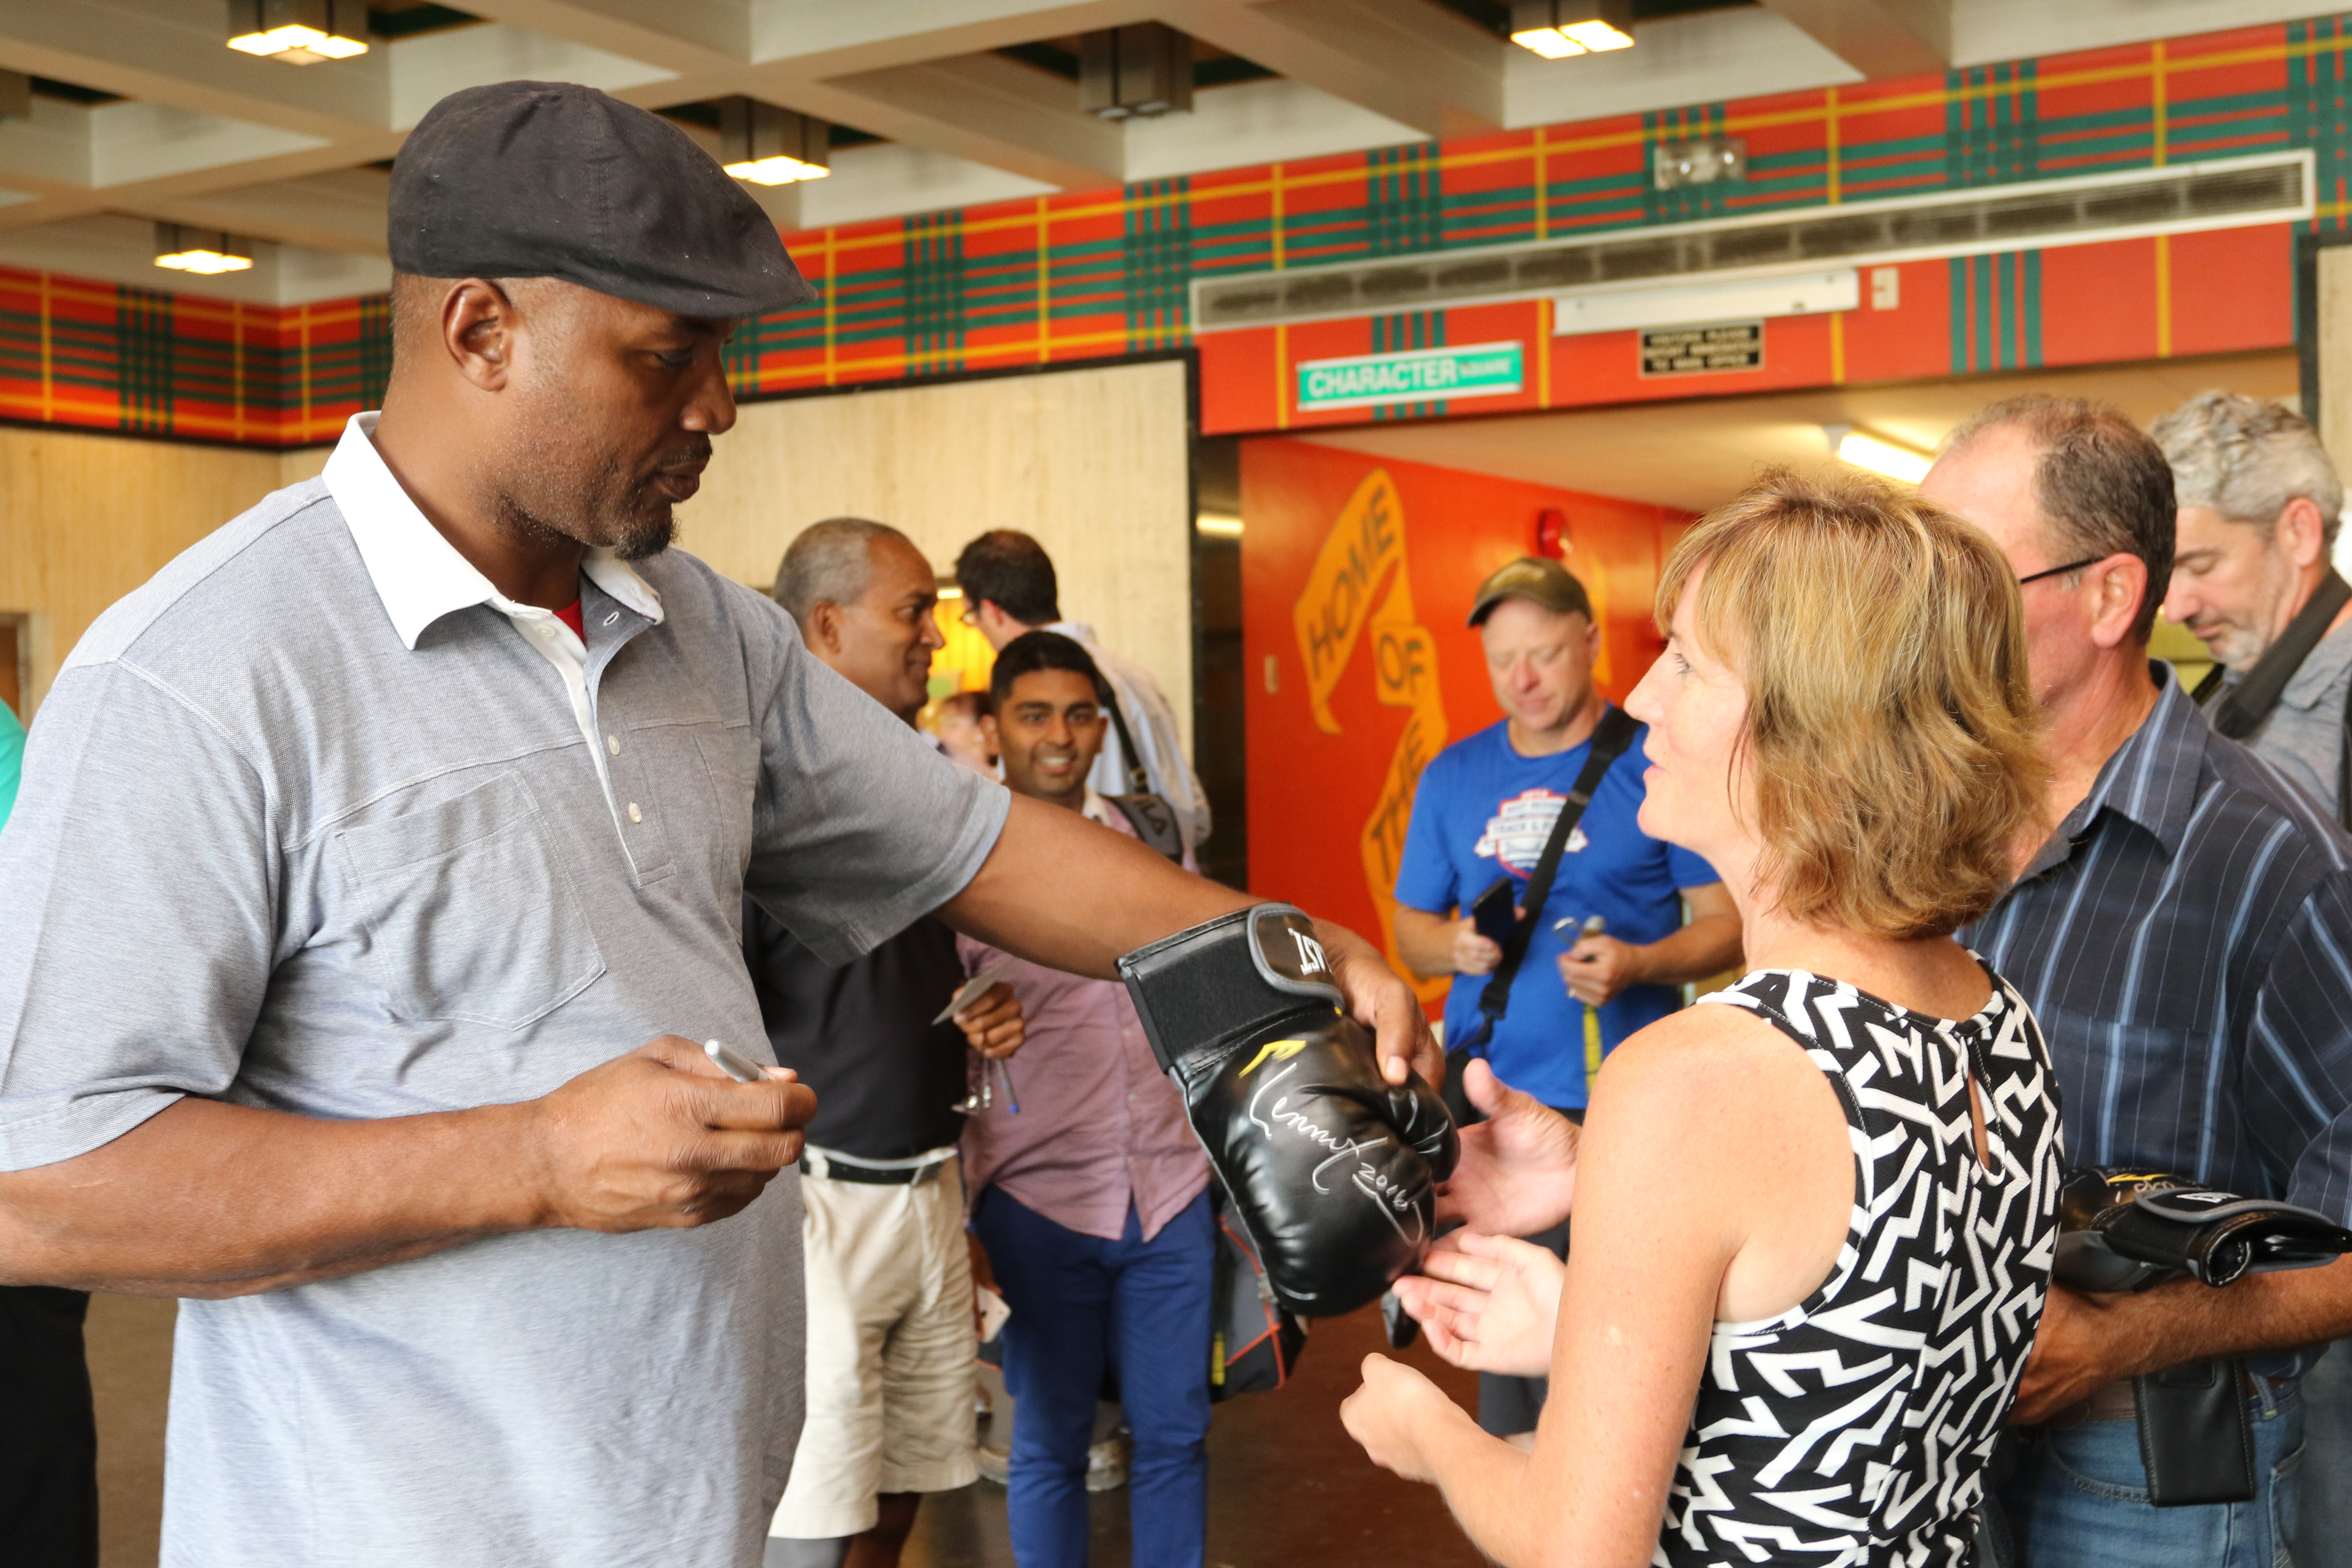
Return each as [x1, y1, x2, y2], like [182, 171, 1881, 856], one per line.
[1394, 714, 1719, 1109]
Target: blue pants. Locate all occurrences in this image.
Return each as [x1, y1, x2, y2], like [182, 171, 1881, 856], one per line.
[2002, 1378, 2303, 1568]
[2293, 1342, 2352, 1567]
[971, 1186, 1214, 1568]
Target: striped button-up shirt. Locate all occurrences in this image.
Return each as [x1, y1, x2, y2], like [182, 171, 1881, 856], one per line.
[956, 793, 1210, 1242]
[1962, 665, 2352, 1252]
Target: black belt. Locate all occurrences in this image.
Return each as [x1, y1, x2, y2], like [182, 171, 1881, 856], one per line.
[800, 1146, 955, 1186]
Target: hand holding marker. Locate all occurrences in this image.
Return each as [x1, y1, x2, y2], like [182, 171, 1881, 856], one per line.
[933, 964, 1022, 1115]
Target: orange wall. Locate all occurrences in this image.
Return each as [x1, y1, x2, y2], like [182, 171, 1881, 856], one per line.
[1242, 438, 1692, 1001]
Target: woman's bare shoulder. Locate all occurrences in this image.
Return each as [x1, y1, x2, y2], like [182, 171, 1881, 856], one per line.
[1590, 998, 1832, 1131]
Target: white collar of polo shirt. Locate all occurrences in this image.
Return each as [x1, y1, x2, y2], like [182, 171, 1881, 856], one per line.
[323, 412, 665, 649]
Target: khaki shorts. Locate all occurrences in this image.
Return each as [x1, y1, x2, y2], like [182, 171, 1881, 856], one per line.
[770, 1156, 978, 1540]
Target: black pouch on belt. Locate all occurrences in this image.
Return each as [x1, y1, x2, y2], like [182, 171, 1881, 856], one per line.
[2134, 1357, 2256, 1507]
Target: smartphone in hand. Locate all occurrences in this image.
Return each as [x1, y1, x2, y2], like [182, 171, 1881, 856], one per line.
[1469, 876, 1519, 948]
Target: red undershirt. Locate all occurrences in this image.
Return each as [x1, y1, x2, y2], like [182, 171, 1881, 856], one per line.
[554, 597, 584, 640]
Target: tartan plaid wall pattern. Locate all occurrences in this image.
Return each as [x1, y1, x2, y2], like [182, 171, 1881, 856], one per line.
[0, 10, 2347, 447]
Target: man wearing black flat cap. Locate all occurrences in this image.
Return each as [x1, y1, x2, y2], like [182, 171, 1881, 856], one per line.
[0, 82, 1438, 1568]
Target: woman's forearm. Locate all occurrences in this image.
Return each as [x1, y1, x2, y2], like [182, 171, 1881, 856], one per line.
[1421, 1405, 1550, 1568]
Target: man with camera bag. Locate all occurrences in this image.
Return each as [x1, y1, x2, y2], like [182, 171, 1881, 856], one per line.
[1390, 557, 1737, 1436]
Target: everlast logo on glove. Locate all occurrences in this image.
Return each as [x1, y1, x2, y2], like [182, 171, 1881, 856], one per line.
[1118, 905, 1457, 1317]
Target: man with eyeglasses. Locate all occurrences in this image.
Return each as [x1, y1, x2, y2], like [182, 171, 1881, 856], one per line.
[1920, 395, 2352, 1568]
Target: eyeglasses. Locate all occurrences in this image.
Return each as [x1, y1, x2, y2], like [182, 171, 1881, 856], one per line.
[2017, 555, 2107, 587]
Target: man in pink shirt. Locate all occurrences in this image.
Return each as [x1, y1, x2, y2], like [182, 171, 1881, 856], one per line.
[959, 631, 1214, 1568]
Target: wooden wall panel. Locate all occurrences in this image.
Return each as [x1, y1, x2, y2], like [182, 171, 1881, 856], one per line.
[1, 359, 1196, 750]
[682, 359, 1197, 750]
[2321, 248, 2352, 490]
[0, 429, 284, 716]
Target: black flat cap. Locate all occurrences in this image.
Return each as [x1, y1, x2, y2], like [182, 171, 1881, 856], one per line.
[389, 80, 817, 319]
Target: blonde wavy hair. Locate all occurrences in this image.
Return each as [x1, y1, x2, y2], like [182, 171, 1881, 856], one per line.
[1657, 469, 2048, 940]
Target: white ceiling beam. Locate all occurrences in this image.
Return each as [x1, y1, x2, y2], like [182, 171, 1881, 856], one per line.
[387, 23, 680, 128]
[1175, 0, 1503, 140]
[788, 54, 1126, 188]
[0, 141, 389, 234]
[135, 168, 392, 256]
[1754, 0, 1949, 79]
[438, 0, 747, 75]
[745, 0, 1149, 74]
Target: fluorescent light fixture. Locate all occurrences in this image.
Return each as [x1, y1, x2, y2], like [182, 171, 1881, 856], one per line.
[718, 98, 830, 185]
[1196, 514, 1243, 538]
[154, 223, 254, 275]
[1826, 425, 1933, 484]
[1509, 0, 1633, 58]
[937, 585, 965, 599]
[1510, 27, 1584, 58]
[226, 0, 368, 62]
[1561, 18, 1633, 49]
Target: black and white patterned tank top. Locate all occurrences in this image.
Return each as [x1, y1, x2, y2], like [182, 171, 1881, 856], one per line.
[1656, 966, 2063, 1568]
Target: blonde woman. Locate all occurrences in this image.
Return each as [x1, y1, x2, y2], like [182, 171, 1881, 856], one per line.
[1341, 470, 2065, 1567]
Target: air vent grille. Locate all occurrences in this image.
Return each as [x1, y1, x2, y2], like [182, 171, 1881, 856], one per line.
[1191, 153, 2310, 332]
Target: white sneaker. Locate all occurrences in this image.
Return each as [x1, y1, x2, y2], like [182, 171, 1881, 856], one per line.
[1084, 1433, 1130, 1493]
[976, 1443, 1010, 1486]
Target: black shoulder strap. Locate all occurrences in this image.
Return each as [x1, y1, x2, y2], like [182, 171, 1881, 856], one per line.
[2210, 570, 2352, 737]
[1461, 706, 1640, 1050]
[1106, 793, 1185, 863]
[1100, 682, 1155, 796]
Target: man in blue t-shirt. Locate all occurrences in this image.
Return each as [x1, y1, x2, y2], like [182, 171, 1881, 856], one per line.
[1393, 557, 1739, 1438]
[1393, 557, 1740, 1112]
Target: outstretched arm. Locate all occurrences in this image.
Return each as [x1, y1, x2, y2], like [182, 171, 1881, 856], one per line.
[1344, 1007, 1853, 1568]
[939, 792, 1442, 1086]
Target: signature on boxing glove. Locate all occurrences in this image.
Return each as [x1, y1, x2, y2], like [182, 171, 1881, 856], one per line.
[1244, 1052, 1430, 1246]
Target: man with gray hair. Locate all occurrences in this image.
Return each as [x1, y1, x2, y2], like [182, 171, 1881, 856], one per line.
[2155, 391, 2352, 1568]
[1921, 395, 2352, 1568]
[747, 517, 1025, 1568]
[2155, 389, 2352, 820]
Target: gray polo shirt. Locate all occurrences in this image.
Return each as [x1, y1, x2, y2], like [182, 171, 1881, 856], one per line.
[0, 414, 1009, 1567]
[2221, 615, 2352, 813]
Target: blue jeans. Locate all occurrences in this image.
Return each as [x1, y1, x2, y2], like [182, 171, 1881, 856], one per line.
[971, 1186, 1214, 1568]
[2003, 1378, 2304, 1568]
[2292, 1342, 2352, 1568]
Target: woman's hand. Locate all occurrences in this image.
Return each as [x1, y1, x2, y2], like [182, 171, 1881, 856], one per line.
[1438, 1059, 1582, 1235]
[1392, 1232, 1565, 1378]
[1340, 1353, 1467, 1483]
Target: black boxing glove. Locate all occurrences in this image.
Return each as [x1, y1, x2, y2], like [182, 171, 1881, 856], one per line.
[1118, 903, 1456, 1318]
[2054, 1167, 2352, 1291]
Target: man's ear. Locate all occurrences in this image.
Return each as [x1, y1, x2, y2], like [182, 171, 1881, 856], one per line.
[444, 279, 522, 392]
[805, 601, 845, 656]
[2278, 496, 2331, 571]
[2086, 555, 2152, 651]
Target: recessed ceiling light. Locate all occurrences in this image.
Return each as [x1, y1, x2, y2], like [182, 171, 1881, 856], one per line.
[1825, 425, 1934, 484]
[718, 98, 830, 186]
[154, 223, 254, 275]
[1078, 24, 1194, 119]
[227, 0, 368, 63]
[1510, 0, 1634, 59]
